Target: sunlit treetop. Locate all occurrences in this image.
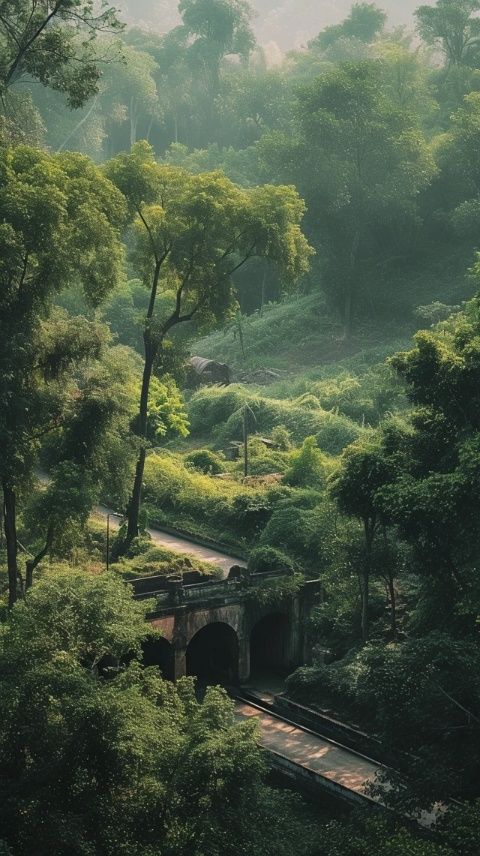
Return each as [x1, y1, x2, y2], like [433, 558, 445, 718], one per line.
[415, 0, 480, 67]
[179, 0, 255, 57]
[0, 0, 123, 107]
[105, 141, 313, 334]
[309, 2, 387, 52]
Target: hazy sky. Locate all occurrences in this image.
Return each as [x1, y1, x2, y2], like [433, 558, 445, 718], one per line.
[119, 1, 433, 50]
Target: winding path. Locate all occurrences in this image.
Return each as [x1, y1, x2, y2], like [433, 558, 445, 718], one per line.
[95, 506, 246, 576]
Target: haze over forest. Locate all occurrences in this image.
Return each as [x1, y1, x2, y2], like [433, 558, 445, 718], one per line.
[119, 0, 433, 49]
[5, 0, 480, 853]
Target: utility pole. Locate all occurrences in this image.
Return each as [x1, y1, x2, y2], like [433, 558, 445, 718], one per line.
[243, 407, 249, 478]
[106, 514, 110, 573]
[106, 512, 122, 572]
[243, 404, 256, 478]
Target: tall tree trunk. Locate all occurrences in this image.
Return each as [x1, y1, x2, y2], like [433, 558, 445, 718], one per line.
[25, 520, 55, 591]
[260, 262, 268, 316]
[344, 280, 353, 341]
[124, 257, 164, 551]
[125, 347, 155, 546]
[3, 483, 18, 608]
[360, 569, 369, 645]
[344, 231, 360, 340]
[130, 97, 138, 147]
[243, 407, 249, 478]
[361, 517, 375, 644]
[387, 568, 397, 642]
[146, 116, 154, 143]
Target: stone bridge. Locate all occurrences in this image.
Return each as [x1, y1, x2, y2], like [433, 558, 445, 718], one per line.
[131, 571, 322, 684]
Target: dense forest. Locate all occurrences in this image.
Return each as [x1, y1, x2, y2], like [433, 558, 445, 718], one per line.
[2, 0, 480, 854]
[117, 0, 428, 48]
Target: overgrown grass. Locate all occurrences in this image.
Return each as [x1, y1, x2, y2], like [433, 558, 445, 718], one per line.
[187, 384, 367, 453]
[113, 537, 220, 580]
[143, 451, 269, 552]
[195, 241, 476, 378]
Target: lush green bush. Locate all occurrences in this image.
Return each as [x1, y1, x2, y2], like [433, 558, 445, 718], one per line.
[0, 572, 326, 856]
[259, 494, 357, 585]
[286, 660, 357, 715]
[187, 385, 251, 437]
[271, 425, 293, 450]
[188, 385, 365, 453]
[314, 413, 368, 455]
[232, 492, 275, 537]
[142, 452, 267, 550]
[236, 436, 289, 476]
[284, 436, 326, 488]
[185, 448, 225, 475]
[115, 537, 219, 579]
[287, 634, 480, 804]
[248, 545, 295, 575]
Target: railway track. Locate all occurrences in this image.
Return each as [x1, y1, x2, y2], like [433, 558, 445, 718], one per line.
[232, 690, 385, 808]
[231, 690, 446, 830]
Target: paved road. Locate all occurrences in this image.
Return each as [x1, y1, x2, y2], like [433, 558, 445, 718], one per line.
[95, 506, 246, 576]
[235, 700, 381, 796]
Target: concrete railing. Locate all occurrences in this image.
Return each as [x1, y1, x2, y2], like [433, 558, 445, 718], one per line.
[130, 567, 298, 609]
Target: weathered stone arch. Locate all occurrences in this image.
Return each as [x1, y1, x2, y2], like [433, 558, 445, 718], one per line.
[186, 622, 240, 685]
[184, 610, 241, 649]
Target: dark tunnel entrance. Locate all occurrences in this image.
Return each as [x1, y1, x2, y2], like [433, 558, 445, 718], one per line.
[186, 623, 239, 685]
[250, 613, 290, 680]
[142, 636, 175, 682]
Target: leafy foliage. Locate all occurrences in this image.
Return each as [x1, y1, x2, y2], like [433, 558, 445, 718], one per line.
[0, 572, 326, 856]
[0, 1, 122, 108]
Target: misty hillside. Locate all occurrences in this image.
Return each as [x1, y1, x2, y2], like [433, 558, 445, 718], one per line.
[118, 0, 432, 49]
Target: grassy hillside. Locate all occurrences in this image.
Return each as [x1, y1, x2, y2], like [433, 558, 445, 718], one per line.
[195, 242, 477, 380]
[143, 242, 479, 557]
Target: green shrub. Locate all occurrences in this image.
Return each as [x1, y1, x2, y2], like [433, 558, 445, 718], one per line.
[260, 507, 310, 559]
[187, 385, 365, 453]
[185, 449, 225, 475]
[248, 546, 295, 575]
[315, 413, 365, 455]
[294, 393, 321, 410]
[284, 436, 326, 488]
[232, 493, 274, 537]
[236, 437, 289, 476]
[271, 425, 292, 450]
[285, 650, 363, 715]
[245, 573, 304, 608]
[142, 451, 269, 549]
[187, 385, 250, 436]
[114, 536, 219, 579]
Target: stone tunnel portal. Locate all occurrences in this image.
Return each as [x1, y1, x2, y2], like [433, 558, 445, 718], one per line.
[142, 635, 175, 682]
[186, 622, 239, 685]
[250, 613, 290, 680]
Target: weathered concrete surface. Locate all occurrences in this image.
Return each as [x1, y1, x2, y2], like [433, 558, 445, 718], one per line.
[235, 701, 382, 797]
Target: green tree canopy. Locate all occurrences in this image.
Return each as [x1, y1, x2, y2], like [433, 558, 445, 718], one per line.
[310, 3, 387, 52]
[259, 61, 435, 336]
[330, 435, 394, 641]
[416, 0, 480, 67]
[0, 145, 126, 605]
[0, 0, 122, 107]
[105, 141, 313, 546]
[0, 571, 326, 856]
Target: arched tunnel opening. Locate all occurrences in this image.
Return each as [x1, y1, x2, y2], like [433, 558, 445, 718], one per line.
[142, 635, 175, 682]
[186, 622, 239, 686]
[250, 613, 290, 682]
